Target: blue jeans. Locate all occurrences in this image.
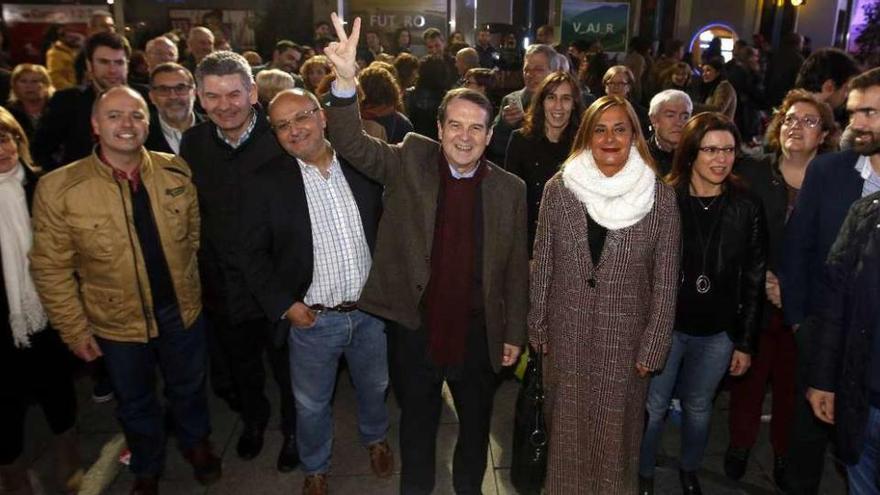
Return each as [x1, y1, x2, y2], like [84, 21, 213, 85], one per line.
[848, 406, 880, 494]
[289, 309, 389, 474]
[97, 307, 210, 477]
[639, 330, 734, 476]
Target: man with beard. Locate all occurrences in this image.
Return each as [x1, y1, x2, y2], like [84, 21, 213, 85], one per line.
[795, 48, 861, 132]
[647, 89, 692, 176]
[807, 67, 880, 495]
[781, 67, 880, 494]
[33, 31, 147, 172]
[146, 63, 200, 154]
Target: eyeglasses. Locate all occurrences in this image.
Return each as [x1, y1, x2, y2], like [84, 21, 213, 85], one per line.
[0, 133, 19, 147]
[271, 107, 320, 133]
[151, 84, 194, 96]
[781, 114, 821, 129]
[699, 146, 736, 157]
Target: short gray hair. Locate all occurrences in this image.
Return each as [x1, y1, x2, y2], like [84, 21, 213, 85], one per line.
[195, 50, 254, 90]
[649, 89, 693, 117]
[256, 69, 296, 105]
[525, 44, 562, 71]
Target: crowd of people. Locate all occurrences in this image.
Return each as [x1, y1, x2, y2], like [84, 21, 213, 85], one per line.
[0, 8, 879, 495]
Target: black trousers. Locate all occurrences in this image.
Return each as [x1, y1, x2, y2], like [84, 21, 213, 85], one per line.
[0, 329, 77, 464]
[389, 320, 499, 495]
[205, 312, 295, 434]
[784, 316, 833, 494]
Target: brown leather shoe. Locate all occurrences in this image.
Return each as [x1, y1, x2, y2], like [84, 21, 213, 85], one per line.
[302, 474, 327, 495]
[367, 440, 394, 478]
[130, 477, 158, 495]
[182, 440, 222, 486]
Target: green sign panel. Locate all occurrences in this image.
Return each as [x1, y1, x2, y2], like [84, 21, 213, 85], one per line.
[560, 1, 630, 53]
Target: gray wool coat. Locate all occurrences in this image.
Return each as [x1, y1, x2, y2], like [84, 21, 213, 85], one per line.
[529, 172, 680, 494]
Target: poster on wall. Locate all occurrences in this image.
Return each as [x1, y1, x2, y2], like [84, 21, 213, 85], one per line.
[560, 1, 630, 54]
[847, 0, 879, 53]
[169, 9, 258, 51]
[1, 4, 110, 64]
[345, 0, 446, 56]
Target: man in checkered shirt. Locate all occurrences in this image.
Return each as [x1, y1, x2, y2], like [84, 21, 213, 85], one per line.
[238, 88, 389, 495]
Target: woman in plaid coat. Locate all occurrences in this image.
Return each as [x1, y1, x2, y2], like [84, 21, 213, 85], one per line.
[528, 96, 680, 494]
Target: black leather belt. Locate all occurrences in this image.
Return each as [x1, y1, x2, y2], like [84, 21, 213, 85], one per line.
[308, 302, 358, 313]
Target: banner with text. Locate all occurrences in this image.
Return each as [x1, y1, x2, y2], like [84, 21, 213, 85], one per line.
[346, 0, 446, 55]
[560, 1, 630, 54]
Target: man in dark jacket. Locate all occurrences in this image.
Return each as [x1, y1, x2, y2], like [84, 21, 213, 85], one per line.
[781, 67, 880, 494]
[32, 31, 147, 172]
[323, 14, 528, 494]
[239, 88, 390, 495]
[178, 51, 297, 472]
[807, 67, 880, 495]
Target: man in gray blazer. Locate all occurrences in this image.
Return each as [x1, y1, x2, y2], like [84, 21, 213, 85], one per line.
[322, 14, 528, 495]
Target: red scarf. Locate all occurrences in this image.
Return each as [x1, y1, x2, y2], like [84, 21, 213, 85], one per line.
[425, 155, 487, 366]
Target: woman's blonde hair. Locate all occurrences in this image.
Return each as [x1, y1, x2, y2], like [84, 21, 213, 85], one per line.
[569, 95, 655, 173]
[0, 106, 34, 167]
[8, 64, 54, 104]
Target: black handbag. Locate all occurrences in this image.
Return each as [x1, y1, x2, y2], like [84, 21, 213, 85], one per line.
[510, 347, 548, 494]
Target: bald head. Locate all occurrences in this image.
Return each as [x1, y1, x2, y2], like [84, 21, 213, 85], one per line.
[268, 89, 327, 162]
[188, 27, 215, 63]
[91, 86, 150, 157]
[455, 47, 480, 77]
[145, 36, 179, 71]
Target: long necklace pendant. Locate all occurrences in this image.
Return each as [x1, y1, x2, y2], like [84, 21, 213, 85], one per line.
[696, 274, 712, 294]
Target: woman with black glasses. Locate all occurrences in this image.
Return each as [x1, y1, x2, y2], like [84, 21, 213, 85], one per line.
[638, 112, 767, 495]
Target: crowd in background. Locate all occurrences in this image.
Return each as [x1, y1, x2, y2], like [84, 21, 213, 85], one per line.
[0, 8, 879, 495]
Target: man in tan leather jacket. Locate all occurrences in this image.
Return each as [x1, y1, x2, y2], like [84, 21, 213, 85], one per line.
[29, 86, 221, 495]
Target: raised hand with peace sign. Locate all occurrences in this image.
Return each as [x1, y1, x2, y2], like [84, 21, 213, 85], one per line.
[323, 12, 361, 92]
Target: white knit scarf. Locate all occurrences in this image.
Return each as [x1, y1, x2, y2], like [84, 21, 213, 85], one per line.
[0, 163, 48, 348]
[561, 146, 656, 230]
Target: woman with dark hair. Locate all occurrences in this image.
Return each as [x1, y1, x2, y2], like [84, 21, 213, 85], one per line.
[505, 71, 584, 249]
[405, 55, 449, 140]
[0, 107, 81, 495]
[393, 52, 419, 90]
[638, 112, 766, 495]
[529, 95, 680, 493]
[725, 89, 837, 487]
[694, 56, 737, 120]
[391, 28, 412, 55]
[359, 65, 413, 144]
[462, 68, 495, 97]
[660, 61, 692, 92]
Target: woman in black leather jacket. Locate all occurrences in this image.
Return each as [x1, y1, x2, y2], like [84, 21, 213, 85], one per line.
[725, 89, 836, 486]
[638, 112, 767, 495]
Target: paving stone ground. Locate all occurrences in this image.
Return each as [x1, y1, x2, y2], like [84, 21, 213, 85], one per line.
[20, 365, 847, 494]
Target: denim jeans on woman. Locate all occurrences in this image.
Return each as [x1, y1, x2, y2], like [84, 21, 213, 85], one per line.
[639, 330, 734, 476]
[289, 309, 389, 474]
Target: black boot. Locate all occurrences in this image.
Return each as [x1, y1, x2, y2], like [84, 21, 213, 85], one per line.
[236, 423, 265, 460]
[679, 469, 702, 495]
[638, 474, 654, 495]
[724, 446, 750, 480]
[774, 455, 790, 493]
[276, 433, 300, 472]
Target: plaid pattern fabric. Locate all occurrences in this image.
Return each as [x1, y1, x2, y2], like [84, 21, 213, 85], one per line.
[298, 155, 371, 306]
